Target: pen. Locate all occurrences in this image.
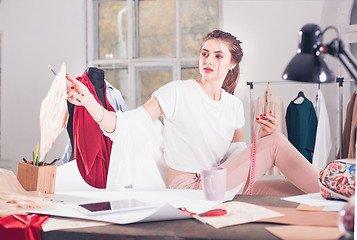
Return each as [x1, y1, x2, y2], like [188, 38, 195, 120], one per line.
[49, 158, 60, 165]
[22, 157, 27, 163]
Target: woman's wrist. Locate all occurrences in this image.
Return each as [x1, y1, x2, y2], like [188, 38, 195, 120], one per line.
[81, 92, 96, 108]
[95, 107, 105, 123]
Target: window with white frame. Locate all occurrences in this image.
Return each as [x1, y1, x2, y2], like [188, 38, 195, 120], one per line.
[346, 0, 357, 93]
[0, 33, 1, 157]
[349, 0, 357, 59]
[87, 0, 221, 108]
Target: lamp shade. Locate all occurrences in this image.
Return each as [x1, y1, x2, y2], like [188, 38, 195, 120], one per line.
[282, 24, 335, 83]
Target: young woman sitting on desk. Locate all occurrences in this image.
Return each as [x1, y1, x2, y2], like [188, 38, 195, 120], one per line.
[66, 30, 319, 195]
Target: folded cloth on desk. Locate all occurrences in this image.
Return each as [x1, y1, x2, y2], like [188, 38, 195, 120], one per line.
[104, 106, 167, 190]
[0, 214, 49, 240]
[0, 169, 55, 217]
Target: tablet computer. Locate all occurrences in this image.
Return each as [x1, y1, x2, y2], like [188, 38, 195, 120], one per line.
[73, 199, 156, 215]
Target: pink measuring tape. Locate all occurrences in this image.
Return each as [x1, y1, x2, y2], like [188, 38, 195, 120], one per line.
[248, 126, 257, 195]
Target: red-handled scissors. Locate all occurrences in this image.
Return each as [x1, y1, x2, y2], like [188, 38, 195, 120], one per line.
[179, 208, 227, 217]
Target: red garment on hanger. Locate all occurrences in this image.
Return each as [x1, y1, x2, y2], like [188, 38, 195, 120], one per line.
[0, 214, 49, 240]
[73, 71, 115, 188]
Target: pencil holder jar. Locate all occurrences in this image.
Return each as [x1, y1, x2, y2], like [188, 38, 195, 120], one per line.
[17, 162, 57, 194]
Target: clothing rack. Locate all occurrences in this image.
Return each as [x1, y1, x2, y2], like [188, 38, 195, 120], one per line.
[246, 78, 355, 158]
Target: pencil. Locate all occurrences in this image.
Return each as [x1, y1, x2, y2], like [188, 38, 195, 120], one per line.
[34, 145, 39, 166]
[50, 64, 82, 103]
[48, 65, 57, 75]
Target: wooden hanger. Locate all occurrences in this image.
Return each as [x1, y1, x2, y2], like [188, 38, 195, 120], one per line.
[265, 81, 269, 105]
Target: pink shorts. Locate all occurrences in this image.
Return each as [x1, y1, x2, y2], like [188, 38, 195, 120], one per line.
[168, 173, 304, 196]
[168, 173, 201, 190]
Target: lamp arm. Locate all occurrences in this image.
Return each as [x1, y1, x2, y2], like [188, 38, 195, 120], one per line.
[338, 40, 357, 70]
[337, 54, 357, 81]
[326, 38, 357, 82]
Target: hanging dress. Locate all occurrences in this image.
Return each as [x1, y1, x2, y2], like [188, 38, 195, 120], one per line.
[312, 90, 332, 170]
[286, 97, 318, 163]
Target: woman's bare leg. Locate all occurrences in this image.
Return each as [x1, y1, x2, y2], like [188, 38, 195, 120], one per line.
[220, 133, 319, 194]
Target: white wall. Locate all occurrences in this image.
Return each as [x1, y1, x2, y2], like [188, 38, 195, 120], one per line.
[0, 0, 87, 173]
[0, 0, 352, 173]
[223, 0, 353, 162]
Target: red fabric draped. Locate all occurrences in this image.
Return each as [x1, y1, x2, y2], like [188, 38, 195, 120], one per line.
[0, 214, 48, 240]
[73, 71, 114, 188]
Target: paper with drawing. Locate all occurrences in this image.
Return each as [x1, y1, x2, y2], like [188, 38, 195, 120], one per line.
[199, 201, 284, 228]
[29, 162, 245, 225]
[39, 63, 69, 161]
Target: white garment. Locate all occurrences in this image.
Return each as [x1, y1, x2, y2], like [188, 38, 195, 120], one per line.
[153, 79, 245, 173]
[312, 90, 332, 171]
[104, 107, 167, 190]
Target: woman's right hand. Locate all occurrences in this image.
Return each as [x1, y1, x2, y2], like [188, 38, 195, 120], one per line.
[66, 74, 91, 106]
[256, 111, 278, 139]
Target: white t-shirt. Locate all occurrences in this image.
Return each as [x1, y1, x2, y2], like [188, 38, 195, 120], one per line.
[153, 79, 245, 173]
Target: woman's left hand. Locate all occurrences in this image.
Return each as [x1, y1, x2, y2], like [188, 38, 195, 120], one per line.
[66, 74, 91, 106]
[256, 111, 278, 139]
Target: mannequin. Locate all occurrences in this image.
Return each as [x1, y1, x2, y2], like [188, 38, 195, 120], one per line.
[61, 67, 128, 188]
[66, 67, 108, 160]
[86, 67, 107, 109]
[70, 67, 116, 188]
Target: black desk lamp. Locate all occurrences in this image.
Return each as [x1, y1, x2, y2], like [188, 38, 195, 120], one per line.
[282, 23, 357, 159]
[282, 24, 357, 83]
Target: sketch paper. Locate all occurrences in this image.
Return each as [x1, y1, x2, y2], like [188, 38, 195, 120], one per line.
[39, 63, 69, 161]
[29, 201, 190, 225]
[198, 201, 284, 228]
[42, 216, 111, 232]
[281, 193, 346, 207]
[28, 185, 245, 225]
[55, 160, 97, 192]
[39, 157, 246, 225]
[265, 226, 342, 240]
[262, 206, 338, 227]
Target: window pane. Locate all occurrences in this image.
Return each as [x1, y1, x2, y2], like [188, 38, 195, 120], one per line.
[181, 66, 200, 80]
[138, 69, 172, 105]
[180, 0, 219, 58]
[351, 0, 357, 25]
[136, 0, 175, 58]
[99, 66, 129, 103]
[350, 43, 357, 60]
[98, 1, 128, 59]
[0, 33, 1, 153]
